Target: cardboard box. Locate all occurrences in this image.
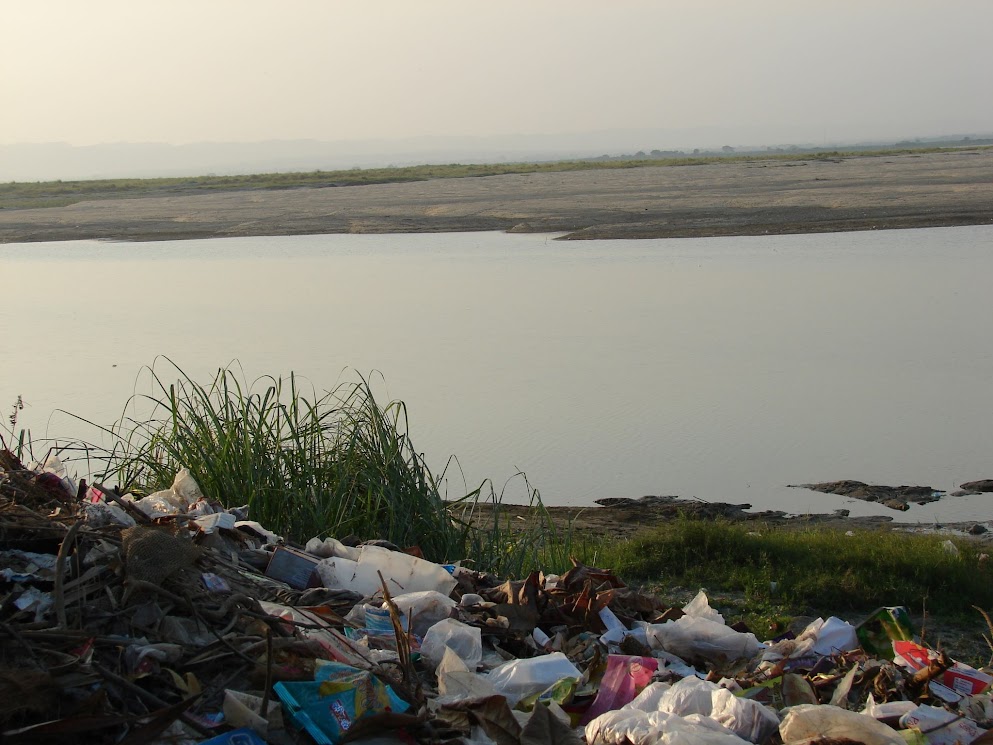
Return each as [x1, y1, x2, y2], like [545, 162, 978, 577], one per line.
[943, 663, 993, 695]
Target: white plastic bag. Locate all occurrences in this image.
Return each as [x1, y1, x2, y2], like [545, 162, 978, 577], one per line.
[387, 590, 456, 636]
[133, 468, 205, 517]
[421, 618, 482, 672]
[305, 536, 358, 559]
[83, 500, 137, 528]
[814, 616, 859, 656]
[585, 709, 652, 745]
[664, 713, 753, 745]
[436, 646, 499, 702]
[626, 682, 672, 713]
[133, 491, 186, 518]
[587, 707, 752, 745]
[801, 616, 859, 656]
[659, 677, 780, 743]
[315, 544, 457, 597]
[234, 520, 281, 544]
[486, 652, 582, 707]
[863, 693, 917, 722]
[683, 590, 725, 623]
[779, 704, 905, 745]
[172, 468, 204, 505]
[647, 615, 763, 664]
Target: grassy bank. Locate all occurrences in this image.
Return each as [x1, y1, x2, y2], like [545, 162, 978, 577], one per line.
[603, 518, 993, 616]
[593, 519, 993, 665]
[6, 362, 991, 661]
[3, 145, 990, 210]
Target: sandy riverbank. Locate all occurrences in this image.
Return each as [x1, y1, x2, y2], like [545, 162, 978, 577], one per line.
[2, 150, 993, 243]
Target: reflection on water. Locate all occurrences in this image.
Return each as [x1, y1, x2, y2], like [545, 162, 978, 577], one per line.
[2, 226, 992, 521]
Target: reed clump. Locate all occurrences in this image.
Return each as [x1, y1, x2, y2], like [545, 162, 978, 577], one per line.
[62, 360, 569, 575]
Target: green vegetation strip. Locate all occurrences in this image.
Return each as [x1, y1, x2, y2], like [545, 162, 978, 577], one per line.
[603, 518, 992, 617]
[3, 145, 990, 210]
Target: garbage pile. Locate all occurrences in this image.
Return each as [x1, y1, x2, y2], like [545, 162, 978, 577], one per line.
[3, 452, 993, 744]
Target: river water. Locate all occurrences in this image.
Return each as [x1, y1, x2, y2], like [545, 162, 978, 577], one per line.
[2, 227, 992, 521]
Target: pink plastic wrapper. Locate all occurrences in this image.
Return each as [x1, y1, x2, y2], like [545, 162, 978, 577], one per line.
[582, 654, 658, 724]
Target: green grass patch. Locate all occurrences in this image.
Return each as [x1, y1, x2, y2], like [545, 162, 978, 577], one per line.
[601, 517, 993, 617]
[448, 491, 606, 578]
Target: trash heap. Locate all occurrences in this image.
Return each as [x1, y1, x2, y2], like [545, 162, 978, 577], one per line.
[2, 453, 992, 745]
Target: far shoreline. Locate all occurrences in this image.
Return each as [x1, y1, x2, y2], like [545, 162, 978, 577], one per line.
[2, 149, 993, 244]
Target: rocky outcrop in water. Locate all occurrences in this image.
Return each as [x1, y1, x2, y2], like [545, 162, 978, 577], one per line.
[960, 479, 993, 493]
[789, 480, 943, 511]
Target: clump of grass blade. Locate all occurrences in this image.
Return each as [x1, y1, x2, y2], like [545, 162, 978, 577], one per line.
[62, 359, 580, 576]
[446, 472, 593, 578]
[72, 360, 460, 561]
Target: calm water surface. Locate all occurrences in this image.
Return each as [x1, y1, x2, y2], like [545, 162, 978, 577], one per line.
[2, 227, 992, 522]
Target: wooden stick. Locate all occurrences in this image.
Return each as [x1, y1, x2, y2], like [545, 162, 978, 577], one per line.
[54, 519, 82, 629]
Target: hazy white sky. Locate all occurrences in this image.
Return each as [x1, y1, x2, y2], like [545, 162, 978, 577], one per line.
[3, 0, 991, 147]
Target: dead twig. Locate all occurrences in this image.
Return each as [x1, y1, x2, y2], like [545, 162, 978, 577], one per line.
[260, 629, 274, 716]
[92, 483, 152, 524]
[973, 604, 993, 666]
[53, 519, 82, 629]
[189, 604, 258, 666]
[379, 570, 423, 706]
[122, 579, 189, 608]
[92, 662, 210, 737]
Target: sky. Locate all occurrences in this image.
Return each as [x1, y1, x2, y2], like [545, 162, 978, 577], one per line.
[2, 0, 992, 148]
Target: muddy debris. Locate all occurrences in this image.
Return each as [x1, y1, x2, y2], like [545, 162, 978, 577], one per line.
[2, 449, 993, 744]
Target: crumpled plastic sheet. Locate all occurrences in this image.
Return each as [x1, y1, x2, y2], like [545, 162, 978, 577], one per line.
[657, 676, 780, 743]
[779, 703, 907, 745]
[586, 707, 753, 745]
[647, 615, 764, 665]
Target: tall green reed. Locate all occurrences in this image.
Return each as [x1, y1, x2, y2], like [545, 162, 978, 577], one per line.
[447, 472, 590, 577]
[63, 359, 572, 575]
